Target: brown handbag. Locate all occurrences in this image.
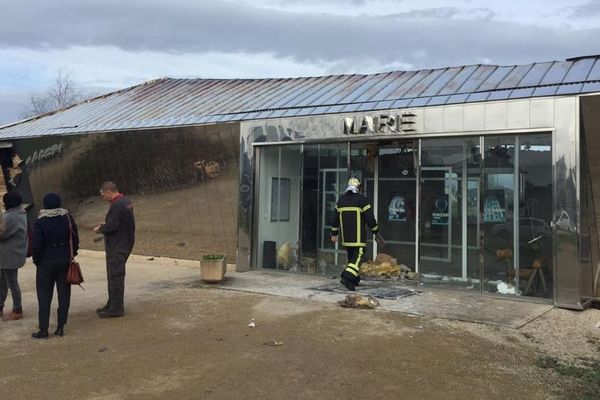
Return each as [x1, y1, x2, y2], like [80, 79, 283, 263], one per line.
[66, 215, 84, 287]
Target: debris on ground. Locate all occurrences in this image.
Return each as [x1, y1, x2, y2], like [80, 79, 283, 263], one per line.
[359, 253, 414, 279]
[98, 347, 108, 352]
[248, 318, 256, 328]
[263, 340, 284, 346]
[147, 257, 155, 261]
[338, 294, 380, 309]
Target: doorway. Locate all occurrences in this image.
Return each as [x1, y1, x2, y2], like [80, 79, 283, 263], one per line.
[419, 138, 481, 289]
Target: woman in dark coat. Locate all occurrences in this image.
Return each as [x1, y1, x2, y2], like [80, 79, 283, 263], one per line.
[31, 193, 79, 339]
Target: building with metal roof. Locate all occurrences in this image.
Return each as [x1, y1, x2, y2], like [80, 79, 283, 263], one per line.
[0, 55, 599, 311]
[1, 56, 600, 138]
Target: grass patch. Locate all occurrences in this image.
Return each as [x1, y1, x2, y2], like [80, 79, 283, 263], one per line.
[536, 356, 600, 400]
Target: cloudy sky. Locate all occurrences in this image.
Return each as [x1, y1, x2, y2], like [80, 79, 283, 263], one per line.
[1, 0, 599, 124]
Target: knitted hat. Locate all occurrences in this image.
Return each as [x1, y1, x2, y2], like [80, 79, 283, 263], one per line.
[42, 192, 62, 209]
[3, 192, 23, 209]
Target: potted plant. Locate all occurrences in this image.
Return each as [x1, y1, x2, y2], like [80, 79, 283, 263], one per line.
[201, 254, 226, 283]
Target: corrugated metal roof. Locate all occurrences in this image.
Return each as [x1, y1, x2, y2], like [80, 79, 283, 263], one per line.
[2, 56, 600, 139]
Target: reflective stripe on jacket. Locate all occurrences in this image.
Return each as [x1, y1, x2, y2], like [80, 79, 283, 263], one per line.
[331, 191, 378, 247]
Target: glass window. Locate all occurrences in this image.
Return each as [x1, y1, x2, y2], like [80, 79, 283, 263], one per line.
[255, 145, 301, 271]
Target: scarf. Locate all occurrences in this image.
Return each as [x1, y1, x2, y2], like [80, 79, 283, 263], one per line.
[38, 208, 69, 219]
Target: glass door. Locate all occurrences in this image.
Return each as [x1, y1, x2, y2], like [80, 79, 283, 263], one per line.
[419, 138, 481, 290]
[316, 144, 348, 275]
[376, 143, 418, 270]
[482, 134, 553, 298]
[482, 136, 517, 294]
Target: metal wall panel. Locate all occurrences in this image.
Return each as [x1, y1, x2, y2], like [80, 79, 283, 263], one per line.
[507, 100, 530, 129]
[553, 96, 581, 307]
[484, 102, 508, 130]
[10, 124, 240, 262]
[464, 104, 486, 131]
[423, 107, 444, 133]
[443, 106, 464, 132]
[580, 95, 600, 300]
[530, 99, 555, 128]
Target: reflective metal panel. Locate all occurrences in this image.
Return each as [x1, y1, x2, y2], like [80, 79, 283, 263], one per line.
[497, 64, 533, 89]
[554, 97, 581, 307]
[9, 124, 240, 262]
[580, 95, 600, 300]
[368, 71, 414, 102]
[479, 67, 513, 91]
[422, 67, 463, 97]
[563, 59, 596, 83]
[519, 62, 553, 87]
[540, 61, 572, 85]
[438, 65, 479, 96]
[588, 60, 600, 81]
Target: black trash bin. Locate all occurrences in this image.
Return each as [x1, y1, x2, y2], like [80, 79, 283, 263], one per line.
[263, 241, 277, 269]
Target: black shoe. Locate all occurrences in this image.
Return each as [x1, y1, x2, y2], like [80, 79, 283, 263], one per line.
[54, 326, 64, 337]
[96, 304, 110, 314]
[98, 310, 125, 318]
[340, 277, 356, 291]
[31, 330, 49, 339]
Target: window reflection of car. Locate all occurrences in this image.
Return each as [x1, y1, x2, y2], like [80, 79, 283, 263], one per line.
[490, 218, 551, 240]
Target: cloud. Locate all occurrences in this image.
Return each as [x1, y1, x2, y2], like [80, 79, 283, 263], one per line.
[382, 7, 495, 20]
[566, 0, 600, 18]
[0, 0, 598, 71]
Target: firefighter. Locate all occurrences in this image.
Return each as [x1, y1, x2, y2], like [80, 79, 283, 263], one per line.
[330, 177, 379, 291]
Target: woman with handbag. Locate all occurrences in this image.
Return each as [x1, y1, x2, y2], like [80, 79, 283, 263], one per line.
[31, 193, 79, 339]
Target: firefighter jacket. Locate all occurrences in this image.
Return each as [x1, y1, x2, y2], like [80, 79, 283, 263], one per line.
[331, 191, 378, 247]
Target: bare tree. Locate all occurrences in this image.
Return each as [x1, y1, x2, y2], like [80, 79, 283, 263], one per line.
[21, 70, 83, 118]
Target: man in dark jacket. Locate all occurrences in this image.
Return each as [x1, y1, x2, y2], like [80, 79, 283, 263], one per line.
[93, 181, 135, 318]
[331, 177, 379, 291]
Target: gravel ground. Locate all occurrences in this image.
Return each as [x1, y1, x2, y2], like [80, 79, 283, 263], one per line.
[0, 252, 597, 399]
[439, 306, 600, 364]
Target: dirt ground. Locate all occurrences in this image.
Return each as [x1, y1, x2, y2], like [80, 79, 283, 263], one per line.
[0, 251, 596, 400]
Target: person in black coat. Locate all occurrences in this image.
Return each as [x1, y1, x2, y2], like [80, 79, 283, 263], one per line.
[31, 192, 79, 339]
[93, 181, 135, 318]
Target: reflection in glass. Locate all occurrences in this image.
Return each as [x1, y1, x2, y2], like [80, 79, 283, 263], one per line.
[482, 134, 553, 299]
[375, 144, 416, 270]
[255, 146, 301, 271]
[517, 134, 553, 298]
[420, 138, 480, 290]
[483, 136, 516, 294]
[317, 144, 348, 276]
[350, 143, 376, 262]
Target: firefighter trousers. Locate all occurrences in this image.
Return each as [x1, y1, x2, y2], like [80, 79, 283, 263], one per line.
[341, 246, 364, 285]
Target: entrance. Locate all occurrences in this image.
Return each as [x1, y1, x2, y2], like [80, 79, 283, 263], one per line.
[253, 133, 554, 299]
[419, 138, 481, 289]
[349, 135, 553, 298]
[419, 135, 553, 298]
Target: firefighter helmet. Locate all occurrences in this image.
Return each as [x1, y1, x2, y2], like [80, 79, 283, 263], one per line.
[346, 177, 361, 193]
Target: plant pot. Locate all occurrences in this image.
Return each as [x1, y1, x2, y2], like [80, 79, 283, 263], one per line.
[201, 258, 226, 283]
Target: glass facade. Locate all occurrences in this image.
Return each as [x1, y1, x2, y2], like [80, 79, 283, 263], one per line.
[252, 133, 554, 299]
